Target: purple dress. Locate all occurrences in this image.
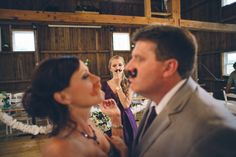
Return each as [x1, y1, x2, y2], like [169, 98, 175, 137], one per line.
[102, 81, 138, 149]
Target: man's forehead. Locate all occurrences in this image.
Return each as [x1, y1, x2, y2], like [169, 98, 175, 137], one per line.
[132, 45, 156, 57]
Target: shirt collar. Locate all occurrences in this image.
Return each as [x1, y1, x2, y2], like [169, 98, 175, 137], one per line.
[151, 79, 186, 114]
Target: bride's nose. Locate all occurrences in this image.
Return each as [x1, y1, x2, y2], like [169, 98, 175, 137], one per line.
[90, 74, 100, 83]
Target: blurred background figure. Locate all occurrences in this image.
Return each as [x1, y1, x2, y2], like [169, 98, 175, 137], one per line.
[101, 55, 137, 150]
[226, 62, 236, 93]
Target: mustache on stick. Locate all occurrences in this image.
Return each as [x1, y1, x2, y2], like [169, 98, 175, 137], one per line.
[115, 69, 122, 72]
[127, 69, 137, 78]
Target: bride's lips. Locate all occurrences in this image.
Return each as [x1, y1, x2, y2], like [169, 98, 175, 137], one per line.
[91, 82, 102, 96]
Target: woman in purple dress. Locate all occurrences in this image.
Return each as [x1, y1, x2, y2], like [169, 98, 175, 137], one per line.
[102, 55, 137, 149]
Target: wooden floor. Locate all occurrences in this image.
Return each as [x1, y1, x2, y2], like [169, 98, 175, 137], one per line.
[0, 135, 47, 157]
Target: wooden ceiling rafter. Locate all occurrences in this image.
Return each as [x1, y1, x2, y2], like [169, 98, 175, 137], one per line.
[0, 8, 174, 26]
[0, 0, 236, 32]
[180, 19, 236, 32]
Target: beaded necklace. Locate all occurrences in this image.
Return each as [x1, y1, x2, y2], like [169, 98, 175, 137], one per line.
[77, 125, 100, 145]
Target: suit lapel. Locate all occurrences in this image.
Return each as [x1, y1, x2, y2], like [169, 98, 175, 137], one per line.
[136, 78, 198, 157]
[133, 101, 152, 145]
[131, 100, 152, 156]
[138, 111, 171, 157]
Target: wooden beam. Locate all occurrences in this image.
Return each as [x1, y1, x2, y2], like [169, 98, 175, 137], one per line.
[152, 12, 171, 17]
[0, 9, 173, 26]
[144, 0, 151, 18]
[1, 9, 236, 32]
[180, 19, 236, 32]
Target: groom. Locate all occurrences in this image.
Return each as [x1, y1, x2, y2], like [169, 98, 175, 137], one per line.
[125, 25, 236, 157]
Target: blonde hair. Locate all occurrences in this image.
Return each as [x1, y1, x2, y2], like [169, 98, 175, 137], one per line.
[108, 55, 129, 97]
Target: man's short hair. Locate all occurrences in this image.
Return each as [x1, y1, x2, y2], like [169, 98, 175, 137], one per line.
[132, 25, 198, 79]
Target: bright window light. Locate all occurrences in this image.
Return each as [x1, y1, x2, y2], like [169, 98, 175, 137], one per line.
[12, 30, 35, 52]
[222, 0, 236, 6]
[113, 33, 130, 51]
[222, 52, 236, 75]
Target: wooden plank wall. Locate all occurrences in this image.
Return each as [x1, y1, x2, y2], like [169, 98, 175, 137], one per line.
[0, 24, 138, 92]
[193, 30, 236, 92]
[0, 0, 77, 12]
[0, 0, 144, 15]
[1, 0, 236, 94]
[182, 0, 236, 94]
[221, 2, 236, 23]
[0, 52, 35, 92]
[179, 0, 235, 86]
[181, 0, 221, 22]
[3, 23, 236, 93]
[1, 25, 236, 93]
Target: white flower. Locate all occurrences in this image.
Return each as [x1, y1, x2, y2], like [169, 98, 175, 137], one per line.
[0, 93, 6, 99]
[90, 110, 111, 132]
[0, 109, 52, 135]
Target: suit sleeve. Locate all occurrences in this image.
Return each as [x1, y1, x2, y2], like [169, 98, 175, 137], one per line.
[186, 126, 236, 157]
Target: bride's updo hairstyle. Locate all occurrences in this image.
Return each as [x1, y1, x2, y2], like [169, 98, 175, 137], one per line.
[22, 56, 80, 136]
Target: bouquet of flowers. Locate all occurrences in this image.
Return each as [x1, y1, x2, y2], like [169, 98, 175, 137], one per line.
[90, 109, 111, 133]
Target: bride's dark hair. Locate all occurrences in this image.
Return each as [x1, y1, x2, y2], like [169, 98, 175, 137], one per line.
[22, 56, 80, 136]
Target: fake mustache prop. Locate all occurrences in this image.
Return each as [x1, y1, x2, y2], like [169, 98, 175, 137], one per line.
[115, 69, 122, 72]
[127, 68, 137, 78]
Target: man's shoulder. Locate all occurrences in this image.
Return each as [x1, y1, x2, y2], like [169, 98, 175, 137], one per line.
[230, 70, 236, 76]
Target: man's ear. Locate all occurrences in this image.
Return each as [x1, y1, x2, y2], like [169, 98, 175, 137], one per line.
[163, 59, 178, 78]
[53, 91, 71, 105]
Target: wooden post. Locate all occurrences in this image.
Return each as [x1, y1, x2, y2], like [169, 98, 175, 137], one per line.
[34, 28, 39, 66]
[95, 30, 101, 76]
[110, 34, 113, 57]
[144, 0, 151, 18]
[9, 25, 12, 51]
[171, 0, 181, 26]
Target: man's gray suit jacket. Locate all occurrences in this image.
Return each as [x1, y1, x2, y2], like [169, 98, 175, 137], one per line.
[132, 77, 236, 157]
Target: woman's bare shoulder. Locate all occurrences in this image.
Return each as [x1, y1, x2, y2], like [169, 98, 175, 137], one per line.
[41, 137, 71, 157]
[41, 135, 108, 157]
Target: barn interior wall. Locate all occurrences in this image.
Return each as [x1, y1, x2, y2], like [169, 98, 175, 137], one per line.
[1, 0, 236, 94]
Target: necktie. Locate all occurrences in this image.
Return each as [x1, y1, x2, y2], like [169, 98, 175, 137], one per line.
[143, 106, 157, 134]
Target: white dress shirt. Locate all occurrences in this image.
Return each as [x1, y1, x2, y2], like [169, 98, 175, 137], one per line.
[150, 79, 186, 115]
